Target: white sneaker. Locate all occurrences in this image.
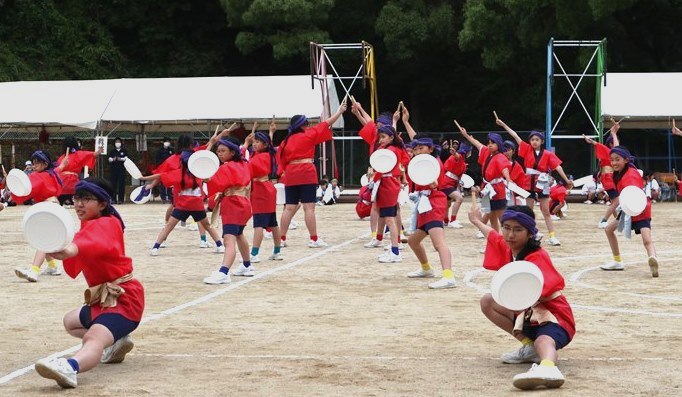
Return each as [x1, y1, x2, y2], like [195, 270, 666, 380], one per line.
[269, 252, 284, 261]
[364, 238, 382, 248]
[150, 248, 159, 256]
[501, 344, 539, 364]
[232, 263, 255, 277]
[378, 251, 402, 263]
[600, 261, 625, 271]
[547, 237, 561, 246]
[475, 230, 484, 239]
[597, 220, 608, 229]
[308, 239, 328, 248]
[215, 245, 225, 254]
[512, 363, 565, 390]
[14, 267, 39, 282]
[250, 254, 261, 263]
[281, 240, 288, 247]
[400, 233, 408, 243]
[479, 247, 486, 254]
[648, 256, 659, 278]
[550, 215, 560, 221]
[101, 335, 134, 364]
[583, 200, 593, 204]
[407, 268, 435, 278]
[35, 357, 77, 389]
[160, 241, 167, 248]
[199, 240, 210, 248]
[535, 232, 544, 241]
[447, 220, 464, 229]
[203, 270, 231, 284]
[290, 221, 298, 230]
[263, 230, 273, 239]
[428, 277, 457, 289]
[42, 266, 62, 276]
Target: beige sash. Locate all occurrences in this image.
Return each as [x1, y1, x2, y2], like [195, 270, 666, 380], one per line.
[84, 273, 133, 308]
[512, 291, 562, 336]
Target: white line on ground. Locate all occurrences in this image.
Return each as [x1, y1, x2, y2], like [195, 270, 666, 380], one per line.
[0, 232, 370, 385]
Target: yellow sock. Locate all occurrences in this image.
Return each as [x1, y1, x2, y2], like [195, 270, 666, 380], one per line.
[47, 259, 58, 269]
[614, 255, 622, 262]
[549, 231, 555, 238]
[521, 337, 534, 346]
[31, 265, 41, 273]
[421, 262, 432, 271]
[371, 231, 377, 238]
[442, 269, 454, 279]
[540, 359, 555, 367]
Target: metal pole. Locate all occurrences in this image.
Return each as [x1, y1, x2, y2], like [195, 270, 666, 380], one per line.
[546, 38, 553, 149]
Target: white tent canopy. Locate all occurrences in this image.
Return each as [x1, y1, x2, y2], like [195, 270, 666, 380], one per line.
[601, 73, 682, 129]
[0, 75, 342, 134]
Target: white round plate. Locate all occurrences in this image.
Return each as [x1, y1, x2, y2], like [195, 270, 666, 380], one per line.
[360, 174, 369, 187]
[6, 168, 32, 196]
[460, 173, 475, 189]
[275, 183, 285, 205]
[619, 185, 646, 216]
[123, 159, 143, 180]
[130, 186, 152, 204]
[369, 149, 397, 173]
[407, 154, 440, 186]
[23, 202, 75, 252]
[491, 260, 544, 311]
[188, 150, 220, 179]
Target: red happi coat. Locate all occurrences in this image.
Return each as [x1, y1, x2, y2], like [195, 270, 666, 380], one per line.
[11, 171, 62, 204]
[63, 216, 145, 322]
[277, 122, 332, 186]
[615, 166, 651, 222]
[248, 151, 277, 214]
[518, 141, 562, 193]
[484, 230, 576, 340]
[478, 146, 509, 201]
[159, 168, 206, 212]
[57, 150, 97, 195]
[207, 160, 252, 225]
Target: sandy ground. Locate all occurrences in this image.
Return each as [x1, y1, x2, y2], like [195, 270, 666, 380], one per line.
[0, 199, 681, 396]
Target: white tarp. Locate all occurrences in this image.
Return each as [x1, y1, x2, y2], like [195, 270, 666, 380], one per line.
[0, 75, 342, 133]
[601, 73, 682, 128]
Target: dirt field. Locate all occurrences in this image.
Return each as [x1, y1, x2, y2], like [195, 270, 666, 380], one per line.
[0, 200, 680, 396]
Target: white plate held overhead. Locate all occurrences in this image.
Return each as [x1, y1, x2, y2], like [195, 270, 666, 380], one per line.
[369, 149, 397, 173]
[6, 168, 32, 196]
[130, 186, 152, 204]
[491, 260, 544, 311]
[23, 202, 75, 253]
[407, 154, 440, 186]
[123, 158, 143, 180]
[619, 185, 647, 216]
[460, 174, 475, 189]
[188, 150, 220, 179]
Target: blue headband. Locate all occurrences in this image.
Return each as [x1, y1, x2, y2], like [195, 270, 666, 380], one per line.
[75, 180, 125, 230]
[288, 115, 307, 133]
[376, 114, 393, 126]
[410, 137, 434, 148]
[180, 150, 193, 163]
[31, 150, 63, 185]
[254, 131, 272, 146]
[457, 143, 472, 154]
[378, 125, 396, 137]
[503, 140, 517, 152]
[501, 209, 538, 237]
[529, 130, 545, 141]
[487, 133, 505, 151]
[610, 146, 635, 162]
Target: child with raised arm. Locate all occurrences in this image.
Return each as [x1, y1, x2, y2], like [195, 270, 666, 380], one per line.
[469, 203, 575, 390]
[495, 117, 573, 245]
[583, 119, 621, 228]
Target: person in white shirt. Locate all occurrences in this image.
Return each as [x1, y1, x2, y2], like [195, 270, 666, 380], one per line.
[643, 171, 660, 202]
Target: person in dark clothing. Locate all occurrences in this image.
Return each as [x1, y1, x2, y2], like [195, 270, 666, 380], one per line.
[155, 137, 173, 203]
[108, 137, 128, 204]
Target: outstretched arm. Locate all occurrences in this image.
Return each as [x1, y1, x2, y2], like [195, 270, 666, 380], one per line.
[495, 115, 522, 144]
[326, 98, 348, 126]
[609, 117, 621, 146]
[350, 100, 371, 125]
[206, 123, 237, 151]
[455, 120, 483, 150]
[401, 104, 417, 140]
[674, 120, 682, 137]
[554, 165, 574, 189]
[468, 192, 494, 238]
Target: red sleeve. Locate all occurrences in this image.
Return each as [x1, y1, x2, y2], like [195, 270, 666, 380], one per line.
[517, 141, 532, 167]
[248, 153, 270, 178]
[194, 144, 208, 152]
[358, 122, 377, 148]
[545, 151, 562, 169]
[477, 146, 490, 167]
[594, 143, 610, 164]
[482, 230, 512, 271]
[154, 154, 181, 174]
[159, 169, 182, 188]
[308, 121, 332, 145]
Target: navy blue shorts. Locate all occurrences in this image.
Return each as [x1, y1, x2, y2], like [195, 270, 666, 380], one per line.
[285, 184, 317, 204]
[441, 187, 458, 197]
[419, 220, 444, 233]
[223, 224, 246, 236]
[606, 188, 619, 199]
[522, 322, 571, 350]
[171, 209, 207, 222]
[632, 219, 651, 234]
[528, 191, 549, 201]
[490, 199, 507, 211]
[79, 305, 139, 342]
[253, 212, 278, 228]
[379, 205, 398, 218]
[167, 188, 174, 204]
